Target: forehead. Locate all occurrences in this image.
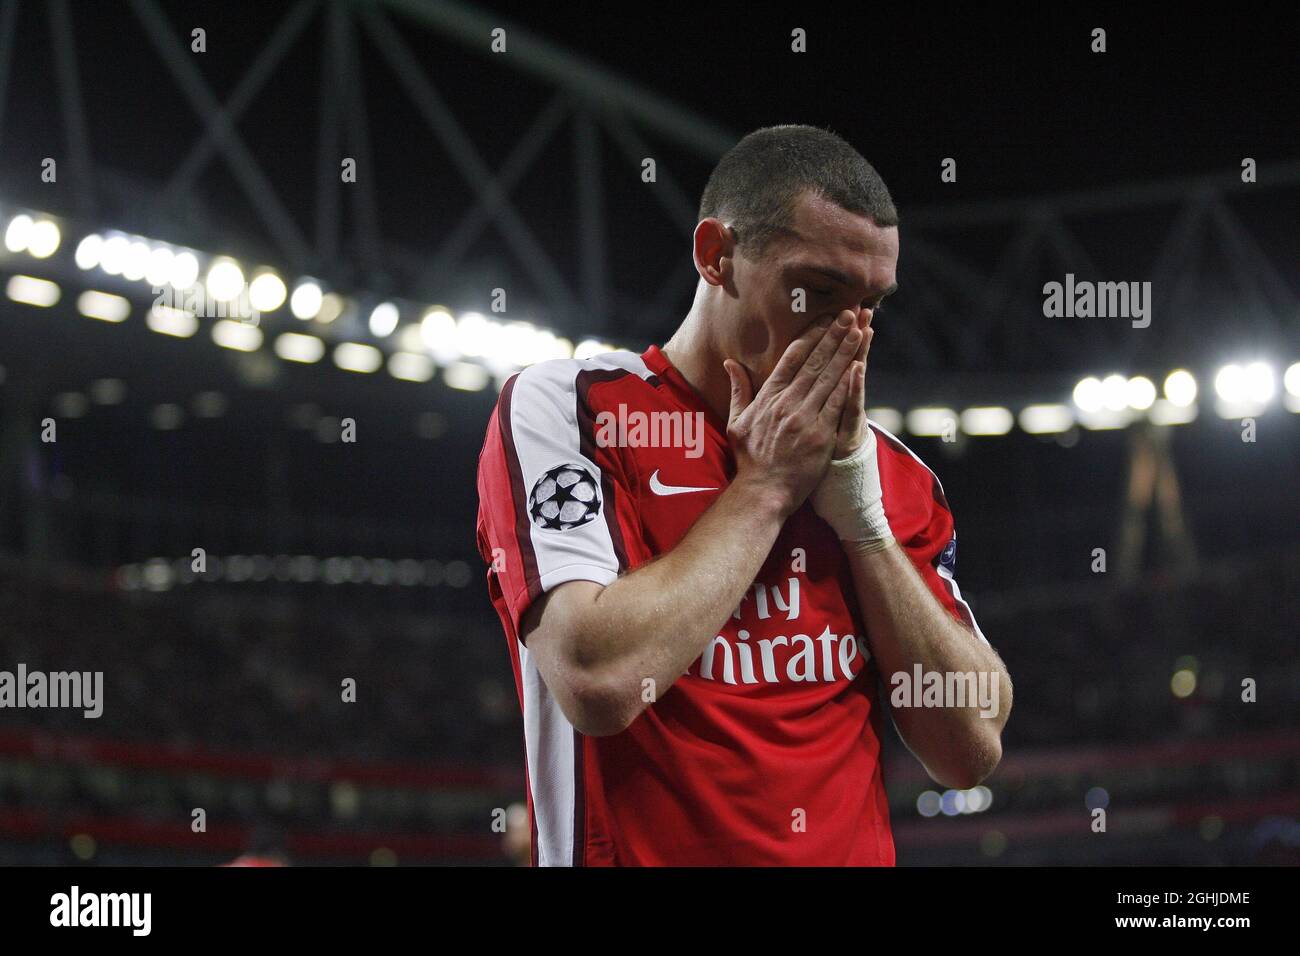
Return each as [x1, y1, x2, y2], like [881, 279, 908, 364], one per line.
[773, 191, 898, 289]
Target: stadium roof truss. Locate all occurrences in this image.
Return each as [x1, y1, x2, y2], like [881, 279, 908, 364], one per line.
[0, 0, 1296, 376]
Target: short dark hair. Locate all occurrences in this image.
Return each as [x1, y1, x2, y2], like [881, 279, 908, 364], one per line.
[697, 125, 898, 259]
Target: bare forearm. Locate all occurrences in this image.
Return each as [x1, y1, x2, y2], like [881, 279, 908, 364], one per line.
[572, 477, 787, 707]
[846, 539, 1011, 786]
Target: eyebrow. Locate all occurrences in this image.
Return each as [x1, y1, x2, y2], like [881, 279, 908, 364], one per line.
[797, 265, 898, 299]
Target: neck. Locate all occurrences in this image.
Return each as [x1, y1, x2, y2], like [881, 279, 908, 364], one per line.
[662, 307, 732, 424]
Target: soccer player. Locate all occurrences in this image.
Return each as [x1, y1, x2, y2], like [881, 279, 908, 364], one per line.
[476, 125, 1012, 866]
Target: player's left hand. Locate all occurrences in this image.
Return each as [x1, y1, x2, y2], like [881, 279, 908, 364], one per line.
[831, 309, 874, 459]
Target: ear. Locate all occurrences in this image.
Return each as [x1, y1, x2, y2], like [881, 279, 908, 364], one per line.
[693, 218, 736, 287]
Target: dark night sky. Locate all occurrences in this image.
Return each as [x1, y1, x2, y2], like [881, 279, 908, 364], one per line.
[0, 1, 1295, 359]
[501, 1, 1300, 198]
[6, 2, 1296, 251]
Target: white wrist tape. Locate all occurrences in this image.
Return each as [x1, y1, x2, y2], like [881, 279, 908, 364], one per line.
[810, 428, 894, 550]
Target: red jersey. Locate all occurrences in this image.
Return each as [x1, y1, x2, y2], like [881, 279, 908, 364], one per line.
[475, 344, 987, 866]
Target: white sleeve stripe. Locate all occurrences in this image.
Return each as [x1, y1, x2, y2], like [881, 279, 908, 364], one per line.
[518, 638, 578, 866]
[936, 563, 989, 645]
[506, 359, 635, 593]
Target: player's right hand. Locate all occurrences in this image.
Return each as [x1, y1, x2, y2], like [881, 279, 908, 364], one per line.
[723, 311, 861, 517]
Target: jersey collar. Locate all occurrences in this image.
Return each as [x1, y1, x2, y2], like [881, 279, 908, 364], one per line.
[641, 344, 731, 441]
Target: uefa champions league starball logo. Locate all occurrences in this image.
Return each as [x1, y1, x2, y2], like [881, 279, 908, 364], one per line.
[528, 464, 602, 531]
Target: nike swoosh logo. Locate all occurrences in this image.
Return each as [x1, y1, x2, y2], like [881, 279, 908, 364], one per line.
[649, 469, 718, 496]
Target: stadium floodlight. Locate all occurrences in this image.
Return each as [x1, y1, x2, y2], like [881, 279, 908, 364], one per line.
[1148, 399, 1197, 426]
[1163, 369, 1197, 407]
[527, 328, 572, 364]
[122, 240, 151, 281]
[964, 786, 993, 813]
[1125, 375, 1157, 411]
[169, 251, 200, 289]
[574, 338, 609, 360]
[1100, 373, 1129, 411]
[317, 292, 345, 323]
[74, 234, 103, 270]
[499, 321, 540, 368]
[192, 391, 228, 418]
[443, 360, 490, 391]
[1077, 407, 1132, 430]
[388, 351, 435, 382]
[289, 280, 323, 319]
[333, 342, 383, 373]
[205, 258, 245, 301]
[26, 220, 60, 258]
[1285, 362, 1300, 398]
[149, 405, 185, 432]
[916, 790, 942, 818]
[1285, 364, 1300, 412]
[6, 274, 60, 307]
[906, 407, 958, 437]
[1242, 360, 1275, 404]
[98, 235, 129, 275]
[1214, 363, 1243, 402]
[1211, 361, 1274, 413]
[146, 305, 198, 338]
[145, 246, 175, 287]
[511, 325, 573, 367]
[1071, 376, 1103, 413]
[89, 378, 126, 404]
[274, 332, 325, 363]
[52, 392, 89, 418]
[420, 307, 458, 361]
[865, 407, 903, 434]
[368, 301, 400, 337]
[77, 290, 130, 322]
[4, 214, 32, 252]
[960, 406, 1014, 435]
[1018, 403, 1074, 434]
[548, 333, 575, 361]
[248, 272, 288, 313]
[455, 311, 493, 357]
[394, 324, 426, 353]
[211, 319, 263, 352]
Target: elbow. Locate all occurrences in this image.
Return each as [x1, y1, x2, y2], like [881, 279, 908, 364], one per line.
[941, 738, 998, 790]
[560, 666, 642, 737]
[932, 732, 1003, 790]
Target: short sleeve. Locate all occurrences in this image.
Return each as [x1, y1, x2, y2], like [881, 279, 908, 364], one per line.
[477, 361, 637, 642]
[873, 424, 989, 646]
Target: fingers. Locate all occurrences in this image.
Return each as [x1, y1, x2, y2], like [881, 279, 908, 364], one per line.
[840, 360, 866, 441]
[821, 360, 854, 425]
[724, 359, 754, 427]
[802, 319, 861, 410]
[853, 312, 872, 364]
[782, 312, 854, 402]
[765, 316, 836, 392]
